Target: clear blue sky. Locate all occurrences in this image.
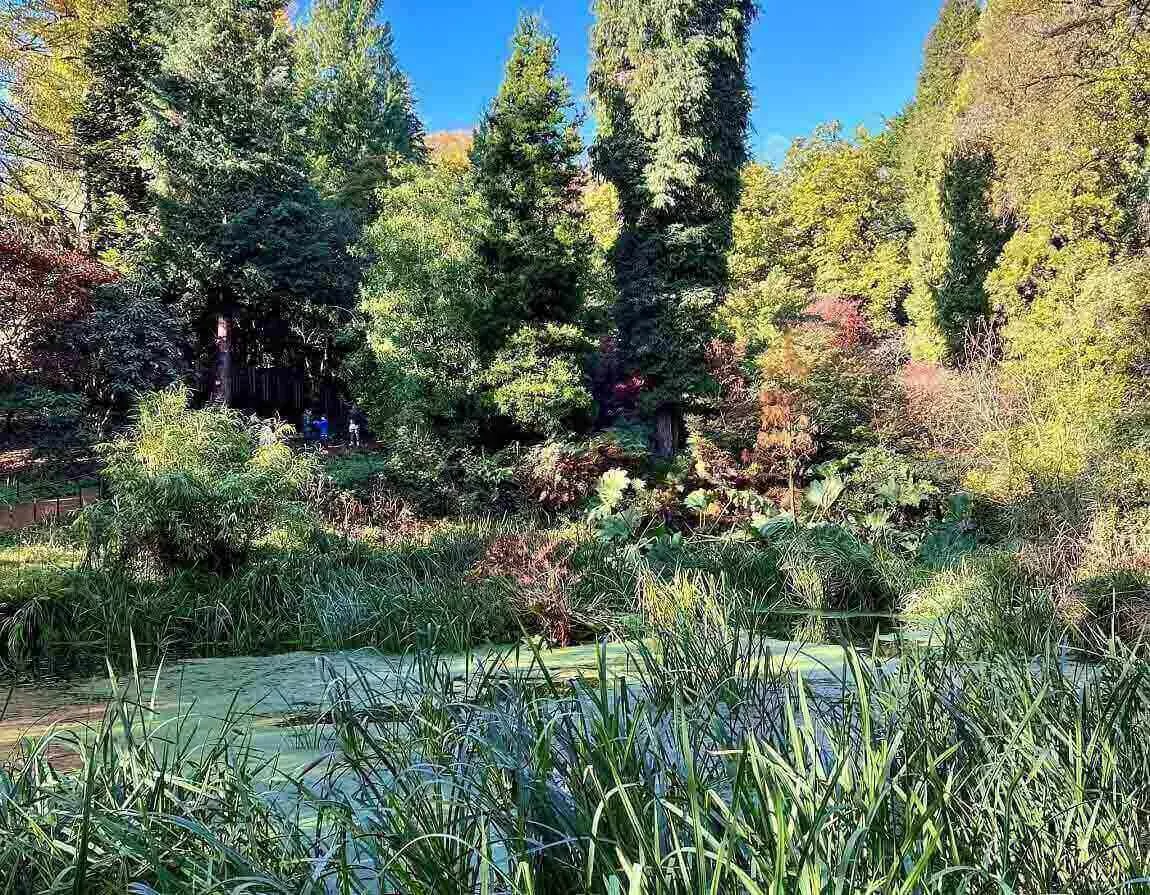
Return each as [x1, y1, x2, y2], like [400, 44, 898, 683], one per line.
[324, 1, 944, 164]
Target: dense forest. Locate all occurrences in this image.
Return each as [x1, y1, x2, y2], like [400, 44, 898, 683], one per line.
[4, 0, 1150, 892]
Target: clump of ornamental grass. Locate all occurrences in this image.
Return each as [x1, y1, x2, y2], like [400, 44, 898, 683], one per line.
[78, 387, 320, 575]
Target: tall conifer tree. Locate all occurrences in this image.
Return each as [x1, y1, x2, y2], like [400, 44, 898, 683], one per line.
[294, 0, 424, 216]
[589, 0, 756, 454]
[902, 0, 1009, 360]
[72, 0, 164, 261]
[469, 13, 587, 355]
[146, 0, 359, 402]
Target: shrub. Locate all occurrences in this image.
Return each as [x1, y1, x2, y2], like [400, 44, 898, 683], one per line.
[715, 267, 805, 351]
[483, 324, 595, 436]
[468, 531, 586, 646]
[360, 426, 519, 517]
[520, 429, 646, 512]
[763, 523, 894, 615]
[803, 448, 957, 548]
[80, 389, 319, 573]
[688, 337, 818, 502]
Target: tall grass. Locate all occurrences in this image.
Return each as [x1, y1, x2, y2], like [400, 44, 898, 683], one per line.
[1, 514, 910, 664]
[0, 518, 523, 663]
[303, 626, 1150, 894]
[0, 655, 319, 894]
[5, 621, 1150, 893]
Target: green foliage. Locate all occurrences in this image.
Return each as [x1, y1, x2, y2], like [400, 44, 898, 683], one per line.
[785, 123, 913, 327]
[916, 0, 981, 111]
[322, 451, 392, 494]
[354, 18, 595, 447]
[802, 449, 960, 556]
[484, 324, 595, 436]
[905, 143, 1011, 360]
[729, 163, 807, 287]
[716, 267, 806, 351]
[352, 159, 486, 436]
[294, 0, 425, 214]
[143, 0, 361, 371]
[469, 15, 589, 354]
[70, 282, 186, 412]
[0, 385, 87, 435]
[901, 0, 995, 361]
[590, 0, 757, 435]
[81, 388, 319, 572]
[71, 0, 162, 262]
[365, 425, 518, 516]
[936, 147, 1010, 340]
[725, 127, 912, 337]
[757, 522, 895, 615]
[975, 256, 1150, 493]
[0, 0, 115, 237]
[11, 629, 1150, 892]
[518, 429, 647, 511]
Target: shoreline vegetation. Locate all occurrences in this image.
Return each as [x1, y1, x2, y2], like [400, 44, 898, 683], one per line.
[3, 630, 1150, 893]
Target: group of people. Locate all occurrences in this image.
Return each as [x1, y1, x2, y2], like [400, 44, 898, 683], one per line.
[301, 410, 364, 446]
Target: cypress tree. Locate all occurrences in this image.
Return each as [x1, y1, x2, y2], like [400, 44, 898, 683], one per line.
[589, 0, 756, 454]
[903, 0, 1009, 361]
[936, 146, 1011, 345]
[294, 0, 425, 216]
[469, 13, 587, 355]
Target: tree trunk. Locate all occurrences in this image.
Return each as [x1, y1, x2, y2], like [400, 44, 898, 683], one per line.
[654, 409, 678, 457]
[213, 314, 233, 406]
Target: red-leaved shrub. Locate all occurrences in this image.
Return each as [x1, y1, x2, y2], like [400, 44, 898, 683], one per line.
[469, 533, 580, 646]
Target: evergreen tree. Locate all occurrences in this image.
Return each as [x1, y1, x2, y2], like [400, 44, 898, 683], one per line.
[353, 17, 596, 444]
[916, 0, 981, 112]
[469, 13, 587, 355]
[935, 146, 1010, 343]
[145, 0, 360, 402]
[589, 0, 756, 454]
[902, 0, 1008, 361]
[294, 0, 425, 215]
[71, 0, 164, 262]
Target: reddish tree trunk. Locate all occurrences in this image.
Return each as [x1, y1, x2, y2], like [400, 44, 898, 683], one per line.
[213, 314, 233, 406]
[654, 409, 678, 457]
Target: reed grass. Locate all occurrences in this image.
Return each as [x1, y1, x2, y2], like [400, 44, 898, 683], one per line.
[3, 620, 1149, 893]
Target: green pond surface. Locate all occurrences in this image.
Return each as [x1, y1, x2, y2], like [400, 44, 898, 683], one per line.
[0, 637, 859, 777]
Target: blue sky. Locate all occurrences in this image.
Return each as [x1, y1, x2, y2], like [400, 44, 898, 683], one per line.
[345, 1, 943, 164]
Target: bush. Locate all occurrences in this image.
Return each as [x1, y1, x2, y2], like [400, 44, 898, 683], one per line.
[362, 426, 520, 517]
[80, 389, 319, 573]
[483, 324, 595, 436]
[520, 429, 647, 512]
[715, 267, 805, 351]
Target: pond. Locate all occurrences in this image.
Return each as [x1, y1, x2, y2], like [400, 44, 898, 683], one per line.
[0, 635, 865, 779]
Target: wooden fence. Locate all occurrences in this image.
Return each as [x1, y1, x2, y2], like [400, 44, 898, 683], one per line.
[0, 482, 104, 531]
